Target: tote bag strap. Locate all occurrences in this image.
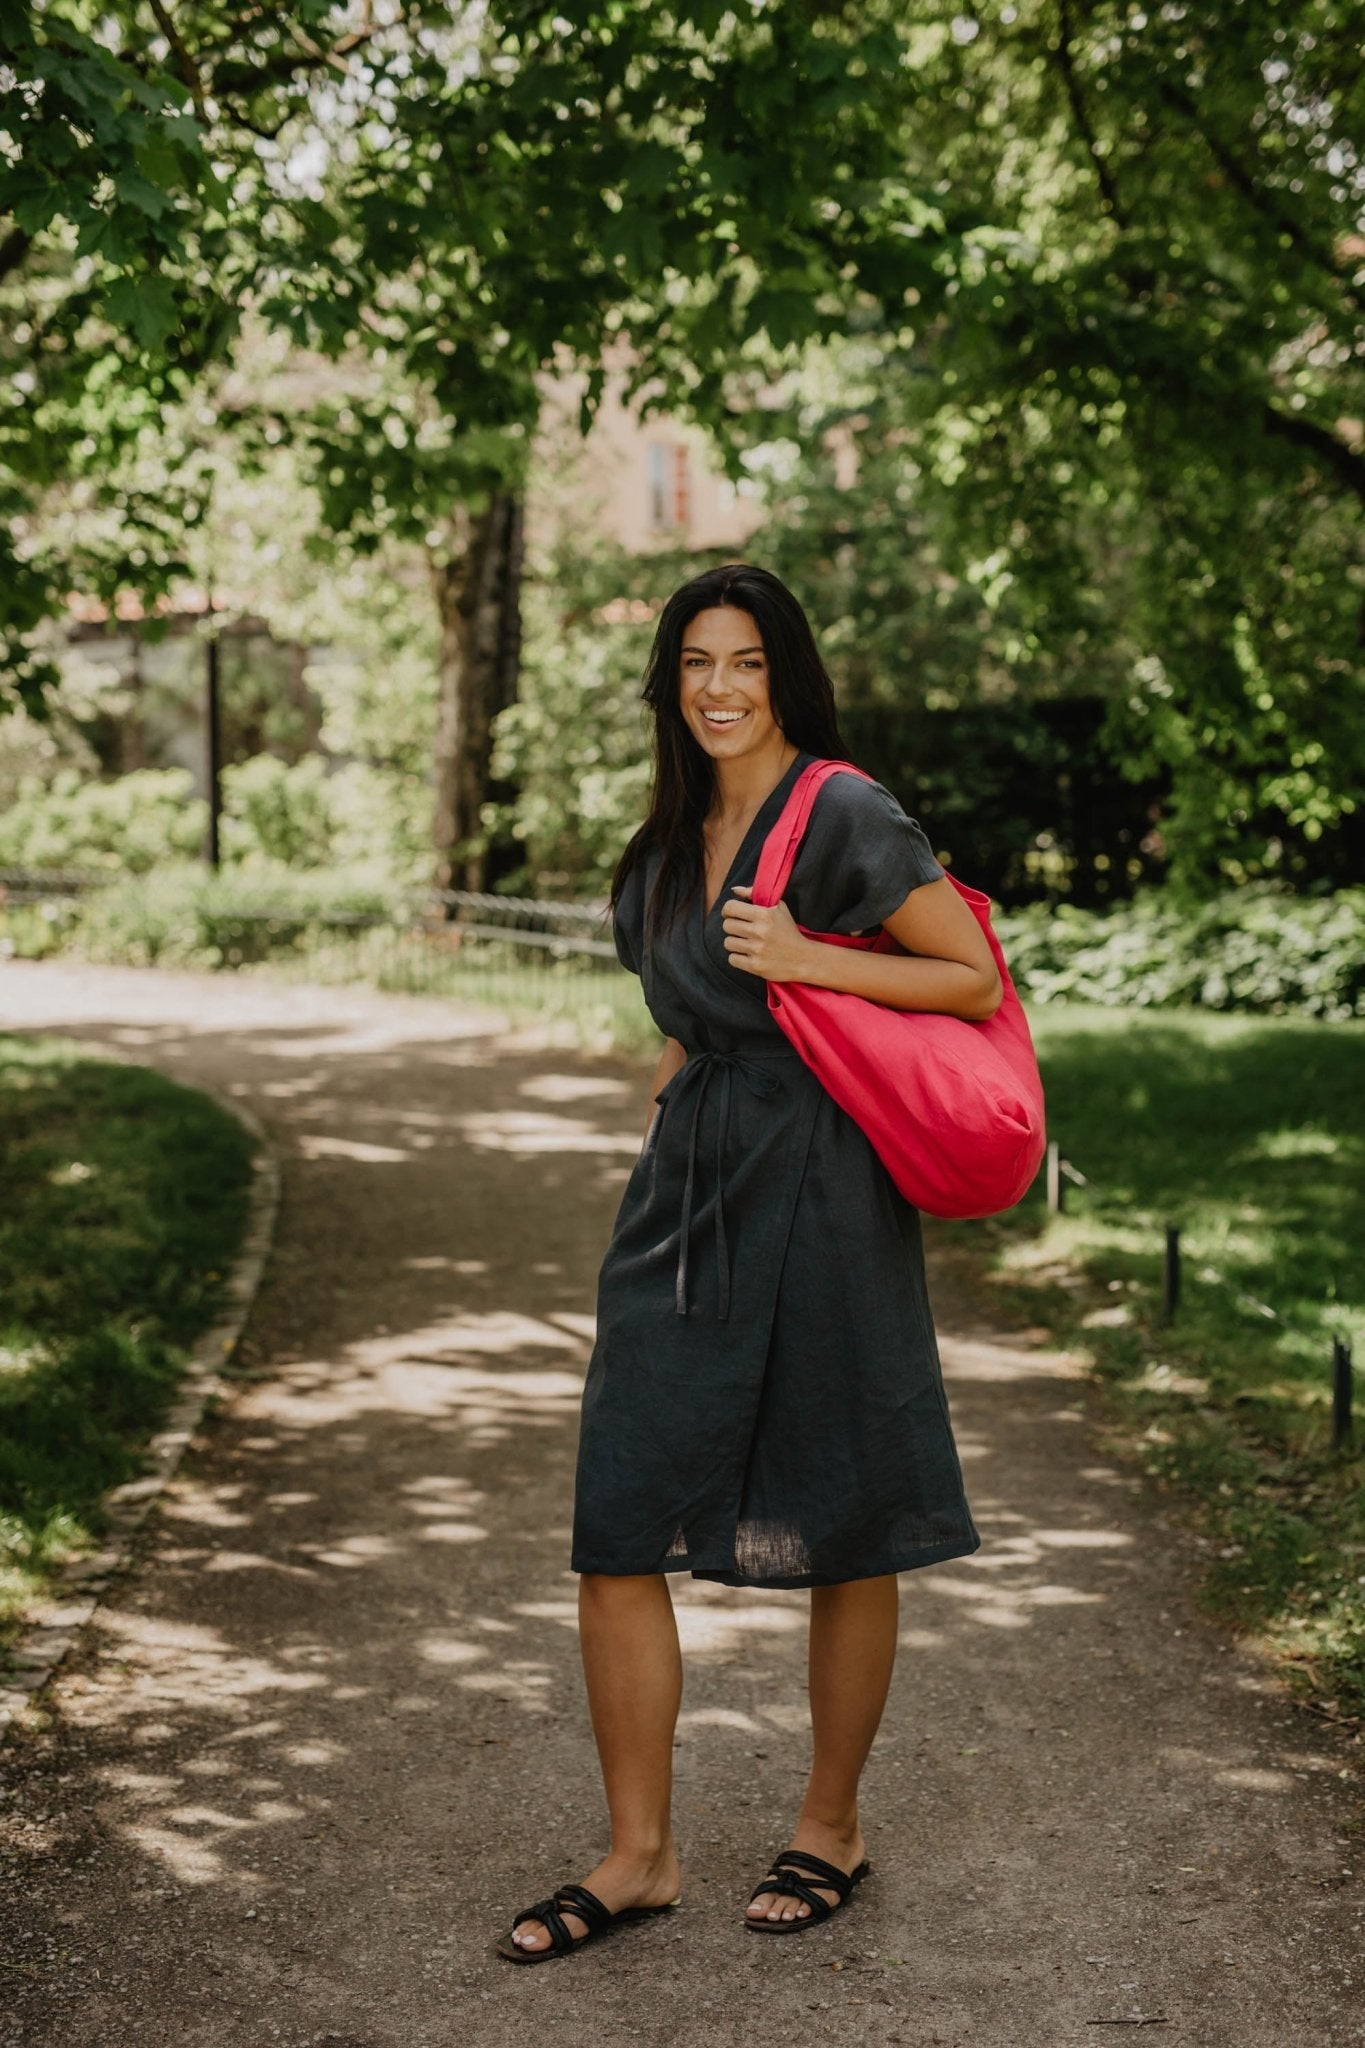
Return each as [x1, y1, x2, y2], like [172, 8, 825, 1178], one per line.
[751, 759, 874, 908]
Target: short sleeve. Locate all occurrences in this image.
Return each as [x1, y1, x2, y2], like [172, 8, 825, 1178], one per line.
[611, 856, 646, 976]
[784, 772, 944, 935]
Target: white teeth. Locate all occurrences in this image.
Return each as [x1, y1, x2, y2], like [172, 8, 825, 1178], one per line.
[703, 710, 747, 723]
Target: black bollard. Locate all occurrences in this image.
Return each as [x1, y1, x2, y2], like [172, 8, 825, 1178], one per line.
[1333, 1338, 1354, 1449]
[1162, 1224, 1181, 1326]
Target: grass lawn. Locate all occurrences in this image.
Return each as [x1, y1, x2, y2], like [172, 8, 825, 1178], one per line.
[943, 1005, 1365, 1717]
[0, 1036, 255, 1645]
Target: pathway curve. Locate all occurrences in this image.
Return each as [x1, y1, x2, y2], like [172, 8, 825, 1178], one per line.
[0, 960, 1359, 2048]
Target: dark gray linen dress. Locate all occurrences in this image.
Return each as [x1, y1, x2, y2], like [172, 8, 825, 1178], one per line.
[571, 750, 981, 1589]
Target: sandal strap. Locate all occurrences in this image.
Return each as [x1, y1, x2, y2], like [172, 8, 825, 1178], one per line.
[553, 1883, 612, 1933]
[509, 1882, 613, 1953]
[748, 1869, 835, 1919]
[768, 1848, 857, 1899]
[511, 1896, 577, 1953]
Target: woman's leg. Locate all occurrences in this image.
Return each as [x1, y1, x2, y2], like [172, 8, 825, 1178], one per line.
[746, 1573, 899, 1923]
[510, 1572, 683, 1952]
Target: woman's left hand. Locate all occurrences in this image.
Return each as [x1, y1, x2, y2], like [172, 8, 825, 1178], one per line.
[720, 886, 814, 981]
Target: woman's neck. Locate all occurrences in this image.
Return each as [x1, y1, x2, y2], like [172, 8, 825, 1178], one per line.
[710, 737, 800, 822]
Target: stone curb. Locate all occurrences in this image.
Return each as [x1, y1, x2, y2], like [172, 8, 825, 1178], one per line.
[0, 1086, 281, 1741]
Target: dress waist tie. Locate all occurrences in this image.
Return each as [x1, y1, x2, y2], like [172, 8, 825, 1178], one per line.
[656, 1050, 787, 1322]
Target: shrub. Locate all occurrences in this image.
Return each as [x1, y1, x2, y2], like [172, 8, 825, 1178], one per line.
[0, 768, 206, 875]
[48, 863, 405, 970]
[0, 758, 431, 890]
[220, 754, 337, 868]
[998, 886, 1365, 1021]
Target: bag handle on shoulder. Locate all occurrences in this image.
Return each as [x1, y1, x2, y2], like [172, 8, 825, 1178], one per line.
[751, 759, 873, 908]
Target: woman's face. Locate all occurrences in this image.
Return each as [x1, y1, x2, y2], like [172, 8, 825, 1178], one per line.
[677, 606, 784, 762]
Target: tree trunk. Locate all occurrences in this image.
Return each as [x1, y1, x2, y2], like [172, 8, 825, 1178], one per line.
[429, 490, 525, 894]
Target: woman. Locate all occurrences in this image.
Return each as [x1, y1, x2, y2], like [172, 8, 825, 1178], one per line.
[498, 564, 1000, 1963]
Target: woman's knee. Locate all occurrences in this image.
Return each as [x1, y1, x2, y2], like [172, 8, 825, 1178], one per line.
[578, 1570, 668, 1605]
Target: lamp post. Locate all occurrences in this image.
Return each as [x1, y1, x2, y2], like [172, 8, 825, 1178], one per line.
[205, 616, 222, 870]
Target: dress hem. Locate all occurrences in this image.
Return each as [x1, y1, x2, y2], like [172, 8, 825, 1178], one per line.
[570, 1529, 981, 1590]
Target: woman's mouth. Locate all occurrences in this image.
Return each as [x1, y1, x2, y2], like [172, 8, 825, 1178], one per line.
[700, 708, 750, 729]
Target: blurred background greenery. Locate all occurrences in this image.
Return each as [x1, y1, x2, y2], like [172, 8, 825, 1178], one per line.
[3, 0, 1362, 916]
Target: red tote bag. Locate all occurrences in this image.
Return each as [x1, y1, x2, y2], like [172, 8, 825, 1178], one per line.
[751, 760, 1046, 1218]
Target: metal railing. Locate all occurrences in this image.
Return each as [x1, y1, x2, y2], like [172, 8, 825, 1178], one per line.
[431, 889, 618, 959]
[0, 865, 105, 902]
[0, 866, 650, 1046]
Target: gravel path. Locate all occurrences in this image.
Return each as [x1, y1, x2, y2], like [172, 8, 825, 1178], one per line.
[1, 960, 1360, 2048]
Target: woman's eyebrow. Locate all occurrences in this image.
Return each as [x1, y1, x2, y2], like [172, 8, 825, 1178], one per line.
[681, 644, 765, 656]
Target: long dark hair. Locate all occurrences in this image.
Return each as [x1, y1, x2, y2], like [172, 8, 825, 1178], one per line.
[611, 563, 849, 939]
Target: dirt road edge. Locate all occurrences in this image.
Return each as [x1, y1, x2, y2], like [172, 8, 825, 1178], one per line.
[0, 1084, 280, 1741]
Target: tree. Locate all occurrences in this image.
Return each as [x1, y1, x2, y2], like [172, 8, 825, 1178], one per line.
[2, 0, 957, 884]
[737, 2, 1364, 887]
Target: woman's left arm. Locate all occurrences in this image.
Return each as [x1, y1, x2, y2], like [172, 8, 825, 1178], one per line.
[722, 880, 1003, 1021]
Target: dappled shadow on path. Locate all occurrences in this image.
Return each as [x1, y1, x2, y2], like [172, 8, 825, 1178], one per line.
[0, 965, 1360, 2048]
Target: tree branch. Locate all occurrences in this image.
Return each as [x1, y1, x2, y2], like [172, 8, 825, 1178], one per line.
[1052, 0, 1126, 227]
[1158, 79, 1361, 316]
[147, 0, 207, 116]
[1262, 401, 1365, 506]
[211, 23, 380, 97]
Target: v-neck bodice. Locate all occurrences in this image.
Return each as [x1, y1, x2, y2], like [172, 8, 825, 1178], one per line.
[638, 750, 811, 1058]
[700, 750, 806, 920]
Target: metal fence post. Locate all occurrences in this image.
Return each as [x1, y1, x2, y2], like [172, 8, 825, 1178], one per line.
[205, 628, 223, 871]
[1162, 1224, 1181, 1325]
[1333, 1338, 1354, 1449]
[1047, 1139, 1063, 1214]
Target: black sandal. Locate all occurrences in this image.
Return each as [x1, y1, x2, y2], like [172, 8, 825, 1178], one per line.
[495, 1882, 678, 1965]
[745, 1847, 871, 1935]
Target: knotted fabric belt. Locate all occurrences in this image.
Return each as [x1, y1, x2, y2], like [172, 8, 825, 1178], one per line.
[655, 1048, 797, 1321]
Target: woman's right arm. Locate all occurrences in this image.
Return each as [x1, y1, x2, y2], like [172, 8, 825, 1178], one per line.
[644, 1037, 688, 1143]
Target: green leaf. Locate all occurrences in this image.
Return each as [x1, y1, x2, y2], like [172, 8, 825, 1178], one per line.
[113, 170, 174, 219]
[3, 174, 62, 236]
[104, 273, 180, 351]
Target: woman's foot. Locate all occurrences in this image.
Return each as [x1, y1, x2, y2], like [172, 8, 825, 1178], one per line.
[508, 1844, 682, 1955]
[745, 1818, 867, 1925]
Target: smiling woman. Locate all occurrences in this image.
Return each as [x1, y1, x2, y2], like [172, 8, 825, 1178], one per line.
[497, 563, 1000, 1965]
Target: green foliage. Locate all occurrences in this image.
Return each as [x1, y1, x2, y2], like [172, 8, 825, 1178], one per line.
[220, 753, 334, 869]
[3, 0, 943, 690]
[222, 756, 430, 884]
[727, 2, 1364, 889]
[489, 534, 703, 892]
[490, 631, 652, 895]
[999, 888, 1365, 1021]
[28, 861, 399, 970]
[0, 749, 429, 885]
[0, 1034, 253, 1636]
[6, 2, 1362, 894]
[0, 766, 205, 872]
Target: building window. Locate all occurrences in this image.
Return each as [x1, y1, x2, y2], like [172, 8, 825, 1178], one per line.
[647, 442, 691, 534]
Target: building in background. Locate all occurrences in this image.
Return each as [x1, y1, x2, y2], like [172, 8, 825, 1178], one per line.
[536, 368, 764, 557]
